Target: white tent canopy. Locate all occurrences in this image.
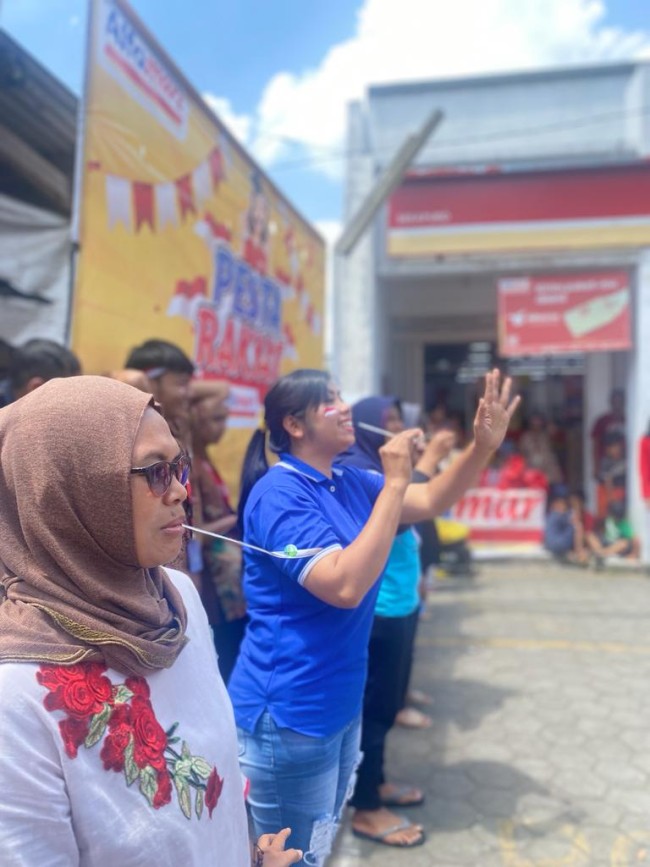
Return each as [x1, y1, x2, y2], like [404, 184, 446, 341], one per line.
[0, 192, 71, 345]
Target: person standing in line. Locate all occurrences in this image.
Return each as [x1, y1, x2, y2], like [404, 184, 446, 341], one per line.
[0, 376, 301, 867]
[190, 386, 248, 684]
[228, 368, 519, 865]
[338, 397, 459, 849]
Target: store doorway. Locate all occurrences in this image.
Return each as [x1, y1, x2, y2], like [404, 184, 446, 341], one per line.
[424, 341, 585, 491]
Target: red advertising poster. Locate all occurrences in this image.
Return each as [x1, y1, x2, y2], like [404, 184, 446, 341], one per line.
[498, 271, 631, 356]
[451, 488, 546, 545]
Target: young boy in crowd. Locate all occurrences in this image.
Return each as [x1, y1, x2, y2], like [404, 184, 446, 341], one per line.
[544, 490, 591, 564]
[586, 500, 639, 566]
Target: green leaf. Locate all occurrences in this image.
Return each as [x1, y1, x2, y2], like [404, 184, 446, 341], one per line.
[174, 758, 192, 778]
[113, 685, 134, 705]
[190, 757, 212, 780]
[174, 774, 192, 820]
[166, 722, 179, 738]
[195, 787, 204, 820]
[139, 765, 157, 806]
[181, 740, 191, 760]
[84, 703, 112, 749]
[124, 737, 139, 787]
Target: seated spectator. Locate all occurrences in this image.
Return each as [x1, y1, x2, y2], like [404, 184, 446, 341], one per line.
[519, 411, 563, 486]
[544, 493, 575, 560]
[568, 490, 594, 564]
[7, 338, 81, 402]
[586, 500, 639, 566]
[596, 432, 627, 519]
[480, 442, 548, 491]
[544, 490, 591, 564]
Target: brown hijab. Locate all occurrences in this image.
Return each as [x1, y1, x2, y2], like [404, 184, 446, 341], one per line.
[0, 376, 188, 676]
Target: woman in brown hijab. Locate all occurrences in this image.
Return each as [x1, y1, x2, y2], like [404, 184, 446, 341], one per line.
[0, 376, 301, 867]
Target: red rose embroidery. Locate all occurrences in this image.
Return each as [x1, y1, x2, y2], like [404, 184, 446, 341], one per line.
[37, 664, 223, 820]
[205, 767, 224, 818]
[38, 663, 112, 718]
[59, 716, 91, 759]
[100, 704, 133, 772]
[153, 767, 173, 809]
[125, 676, 150, 700]
[131, 696, 167, 771]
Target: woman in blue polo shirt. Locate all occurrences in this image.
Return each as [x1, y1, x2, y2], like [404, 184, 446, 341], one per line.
[228, 368, 519, 865]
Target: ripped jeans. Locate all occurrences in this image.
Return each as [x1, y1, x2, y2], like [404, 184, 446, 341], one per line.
[238, 711, 362, 867]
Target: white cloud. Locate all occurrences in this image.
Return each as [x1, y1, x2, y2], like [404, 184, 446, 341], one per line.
[202, 92, 252, 147]
[246, 0, 650, 179]
[315, 219, 341, 248]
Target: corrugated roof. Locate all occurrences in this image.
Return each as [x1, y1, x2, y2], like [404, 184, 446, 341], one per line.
[0, 28, 78, 214]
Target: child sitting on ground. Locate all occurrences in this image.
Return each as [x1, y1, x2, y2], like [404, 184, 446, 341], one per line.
[586, 500, 639, 566]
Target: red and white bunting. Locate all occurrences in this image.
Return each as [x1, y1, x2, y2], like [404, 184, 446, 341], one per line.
[106, 174, 132, 230]
[102, 146, 225, 233]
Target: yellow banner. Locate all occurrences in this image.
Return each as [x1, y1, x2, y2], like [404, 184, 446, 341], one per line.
[73, 0, 324, 491]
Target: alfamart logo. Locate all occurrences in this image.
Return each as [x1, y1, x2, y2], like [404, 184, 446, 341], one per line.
[99, 0, 188, 139]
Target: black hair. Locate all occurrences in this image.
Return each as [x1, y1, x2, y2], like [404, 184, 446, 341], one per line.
[238, 369, 331, 524]
[0, 338, 15, 377]
[125, 339, 194, 376]
[10, 339, 81, 390]
[604, 430, 625, 448]
[608, 499, 626, 520]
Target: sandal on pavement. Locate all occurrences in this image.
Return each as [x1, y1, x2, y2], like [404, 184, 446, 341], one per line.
[352, 818, 426, 848]
[379, 783, 425, 807]
[407, 689, 434, 707]
[395, 707, 433, 729]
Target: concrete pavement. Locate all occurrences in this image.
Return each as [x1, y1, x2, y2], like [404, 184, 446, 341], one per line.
[327, 560, 650, 867]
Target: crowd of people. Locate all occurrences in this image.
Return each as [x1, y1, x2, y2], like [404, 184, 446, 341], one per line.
[0, 335, 521, 866]
[2, 334, 648, 864]
[422, 387, 641, 569]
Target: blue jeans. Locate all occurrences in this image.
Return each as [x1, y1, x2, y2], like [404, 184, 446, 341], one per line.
[238, 711, 362, 867]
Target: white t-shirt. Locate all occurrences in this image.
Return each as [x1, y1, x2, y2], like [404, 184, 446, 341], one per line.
[0, 569, 250, 866]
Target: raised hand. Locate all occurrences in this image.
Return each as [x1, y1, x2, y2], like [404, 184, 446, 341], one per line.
[473, 369, 521, 457]
[255, 828, 303, 866]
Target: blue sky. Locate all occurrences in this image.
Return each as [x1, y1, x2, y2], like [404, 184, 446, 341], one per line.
[2, 0, 650, 240]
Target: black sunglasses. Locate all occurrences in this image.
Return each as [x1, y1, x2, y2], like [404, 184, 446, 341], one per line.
[130, 453, 191, 497]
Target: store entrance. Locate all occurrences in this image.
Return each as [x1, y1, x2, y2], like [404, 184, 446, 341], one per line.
[424, 342, 585, 491]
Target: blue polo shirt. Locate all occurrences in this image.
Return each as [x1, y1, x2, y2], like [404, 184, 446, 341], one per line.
[228, 453, 385, 738]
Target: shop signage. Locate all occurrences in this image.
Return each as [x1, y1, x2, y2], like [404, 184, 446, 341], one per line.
[386, 164, 650, 257]
[451, 488, 546, 544]
[497, 271, 631, 356]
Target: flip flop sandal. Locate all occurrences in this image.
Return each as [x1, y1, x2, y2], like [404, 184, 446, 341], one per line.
[380, 783, 425, 807]
[407, 689, 434, 707]
[395, 707, 433, 729]
[352, 818, 426, 848]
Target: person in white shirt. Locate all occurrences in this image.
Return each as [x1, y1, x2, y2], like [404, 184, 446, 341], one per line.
[0, 375, 301, 867]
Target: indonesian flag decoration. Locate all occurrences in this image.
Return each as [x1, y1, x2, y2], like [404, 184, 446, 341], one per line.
[167, 276, 208, 320]
[102, 146, 229, 234]
[106, 175, 133, 230]
[175, 174, 196, 220]
[156, 182, 178, 229]
[208, 146, 225, 188]
[192, 159, 212, 208]
[132, 182, 155, 232]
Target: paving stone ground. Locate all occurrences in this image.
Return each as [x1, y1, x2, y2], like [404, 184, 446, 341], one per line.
[326, 560, 650, 867]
